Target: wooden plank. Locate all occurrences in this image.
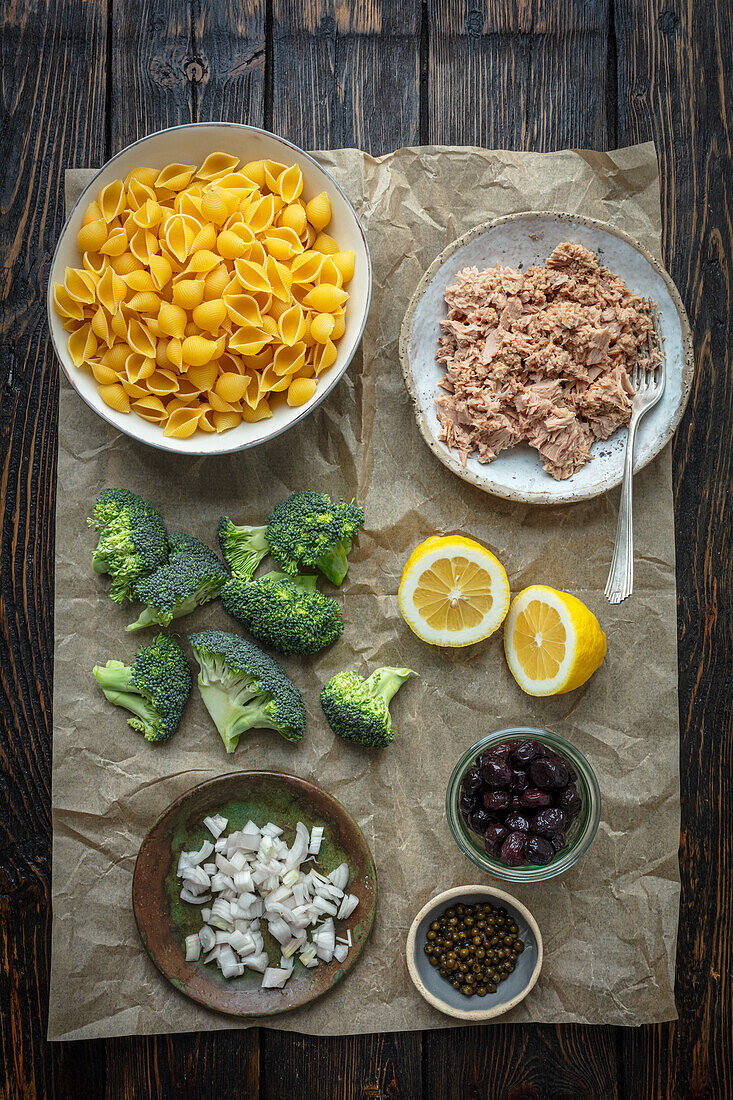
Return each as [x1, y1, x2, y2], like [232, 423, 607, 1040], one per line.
[271, 0, 422, 154]
[614, 0, 733, 1093]
[428, 0, 613, 149]
[264, 2, 423, 1094]
[0, 0, 108, 1097]
[100, 3, 267, 1094]
[424, 1, 623, 1096]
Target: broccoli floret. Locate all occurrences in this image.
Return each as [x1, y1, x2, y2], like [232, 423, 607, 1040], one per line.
[221, 571, 344, 656]
[88, 488, 169, 603]
[93, 633, 191, 742]
[265, 491, 364, 586]
[127, 532, 227, 631]
[320, 667, 416, 748]
[217, 516, 269, 580]
[189, 629, 306, 752]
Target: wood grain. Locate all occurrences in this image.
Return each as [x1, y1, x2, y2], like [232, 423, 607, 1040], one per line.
[0, 0, 109, 1097]
[615, 0, 733, 1094]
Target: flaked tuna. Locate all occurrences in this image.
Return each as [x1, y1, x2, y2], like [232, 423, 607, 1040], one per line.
[435, 242, 659, 480]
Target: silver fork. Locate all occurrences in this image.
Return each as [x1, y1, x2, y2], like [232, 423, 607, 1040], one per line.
[605, 306, 666, 604]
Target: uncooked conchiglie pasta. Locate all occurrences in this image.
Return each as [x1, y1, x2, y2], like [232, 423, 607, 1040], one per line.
[302, 284, 348, 312]
[181, 335, 219, 367]
[305, 191, 331, 231]
[186, 362, 219, 391]
[98, 383, 131, 413]
[287, 377, 317, 406]
[310, 312, 335, 343]
[164, 405, 201, 438]
[214, 372, 250, 403]
[193, 299, 227, 333]
[91, 361, 120, 385]
[172, 279, 205, 310]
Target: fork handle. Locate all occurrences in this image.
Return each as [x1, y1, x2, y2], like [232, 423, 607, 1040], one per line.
[606, 414, 639, 602]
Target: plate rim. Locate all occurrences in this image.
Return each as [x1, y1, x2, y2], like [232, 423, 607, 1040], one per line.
[132, 769, 378, 1018]
[398, 210, 695, 505]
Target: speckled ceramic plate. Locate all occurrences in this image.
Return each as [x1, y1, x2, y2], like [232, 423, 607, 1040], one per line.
[399, 212, 694, 505]
[133, 772, 377, 1018]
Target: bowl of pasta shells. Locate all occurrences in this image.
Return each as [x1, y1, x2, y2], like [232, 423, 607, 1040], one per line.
[48, 123, 371, 453]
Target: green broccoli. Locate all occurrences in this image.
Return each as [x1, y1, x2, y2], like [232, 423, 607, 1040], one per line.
[320, 667, 416, 748]
[221, 572, 343, 656]
[93, 633, 191, 742]
[88, 488, 169, 603]
[265, 491, 364, 586]
[189, 629, 306, 752]
[127, 532, 227, 631]
[217, 515, 269, 580]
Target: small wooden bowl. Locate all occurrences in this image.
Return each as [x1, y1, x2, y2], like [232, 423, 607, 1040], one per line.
[406, 885, 543, 1021]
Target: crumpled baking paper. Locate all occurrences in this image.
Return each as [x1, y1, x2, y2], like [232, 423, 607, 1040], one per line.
[48, 142, 679, 1039]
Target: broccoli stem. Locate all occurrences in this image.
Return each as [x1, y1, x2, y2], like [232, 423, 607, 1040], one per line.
[126, 605, 162, 632]
[316, 541, 351, 586]
[365, 667, 416, 705]
[261, 571, 318, 592]
[93, 663, 158, 735]
[224, 525, 269, 580]
[93, 661, 133, 691]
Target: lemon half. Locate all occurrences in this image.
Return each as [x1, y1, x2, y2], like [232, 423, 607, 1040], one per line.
[503, 585, 607, 696]
[398, 535, 511, 647]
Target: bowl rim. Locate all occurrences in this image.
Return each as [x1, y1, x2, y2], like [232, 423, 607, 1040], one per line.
[446, 726, 601, 883]
[398, 210, 695, 504]
[47, 121, 373, 457]
[406, 884, 543, 1021]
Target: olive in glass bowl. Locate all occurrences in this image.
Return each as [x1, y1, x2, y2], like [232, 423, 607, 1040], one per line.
[446, 728, 601, 883]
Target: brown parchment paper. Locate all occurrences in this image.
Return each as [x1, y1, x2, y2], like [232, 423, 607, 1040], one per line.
[49, 142, 679, 1040]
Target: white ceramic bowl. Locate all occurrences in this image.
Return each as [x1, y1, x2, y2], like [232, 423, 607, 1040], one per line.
[406, 885, 543, 1021]
[400, 212, 694, 505]
[48, 123, 372, 456]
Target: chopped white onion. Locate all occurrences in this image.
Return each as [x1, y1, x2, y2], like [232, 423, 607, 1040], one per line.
[185, 934, 201, 962]
[333, 944, 348, 964]
[204, 814, 228, 839]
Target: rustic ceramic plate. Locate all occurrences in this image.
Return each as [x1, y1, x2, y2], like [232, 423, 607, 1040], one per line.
[133, 771, 377, 1017]
[406, 885, 543, 1021]
[399, 211, 694, 505]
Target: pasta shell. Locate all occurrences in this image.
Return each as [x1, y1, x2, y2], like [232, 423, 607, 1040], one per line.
[125, 166, 158, 189]
[197, 151, 241, 180]
[176, 190, 205, 219]
[101, 343, 130, 370]
[290, 250, 325, 284]
[273, 342, 307, 376]
[155, 163, 196, 192]
[203, 264, 230, 300]
[91, 361, 120, 385]
[279, 203, 308, 237]
[125, 353, 156, 383]
[233, 258, 271, 295]
[278, 163, 304, 204]
[287, 377, 317, 407]
[316, 257, 343, 287]
[242, 193, 276, 234]
[98, 383, 131, 413]
[310, 312, 336, 344]
[127, 318, 157, 358]
[129, 228, 160, 265]
[82, 201, 103, 226]
[68, 324, 98, 367]
[190, 222, 218, 253]
[163, 406, 201, 438]
[158, 302, 188, 339]
[97, 268, 128, 313]
[185, 249, 220, 275]
[162, 213, 200, 263]
[312, 337, 338, 374]
[193, 298, 227, 333]
[330, 309, 346, 340]
[241, 159, 266, 188]
[99, 226, 128, 257]
[305, 191, 331, 231]
[186, 362, 219, 391]
[172, 279, 205, 309]
[212, 410, 243, 433]
[207, 389, 241, 413]
[110, 308, 129, 341]
[167, 338, 183, 369]
[99, 180, 127, 221]
[83, 251, 109, 276]
[149, 254, 173, 290]
[112, 252, 145, 277]
[302, 284, 348, 312]
[127, 291, 161, 314]
[241, 400, 272, 423]
[64, 267, 97, 304]
[216, 228, 249, 260]
[131, 395, 167, 423]
[123, 269, 156, 293]
[264, 226, 303, 262]
[77, 219, 109, 253]
[146, 369, 180, 396]
[181, 335, 218, 367]
[201, 188, 230, 226]
[313, 232, 339, 256]
[265, 255, 292, 302]
[53, 284, 86, 321]
[278, 304, 306, 346]
[91, 306, 113, 345]
[260, 314, 279, 337]
[225, 293, 262, 328]
[214, 372, 250, 403]
[331, 250, 355, 283]
[126, 178, 156, 211]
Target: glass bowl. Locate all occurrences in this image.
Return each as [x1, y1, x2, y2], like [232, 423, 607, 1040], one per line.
[446, 727, 601, 883]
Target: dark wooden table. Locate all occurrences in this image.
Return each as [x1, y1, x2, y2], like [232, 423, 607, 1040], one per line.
[2, 1, 731, 1097]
